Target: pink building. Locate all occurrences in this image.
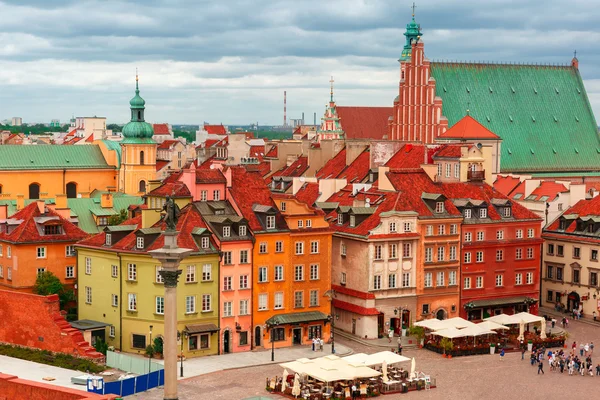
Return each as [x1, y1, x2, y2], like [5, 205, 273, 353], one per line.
[172, 162, 228, 202]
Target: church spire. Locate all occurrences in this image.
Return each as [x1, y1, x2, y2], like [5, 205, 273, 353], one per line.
[400, 3, 422, 61]
[330, 75, 335, 103]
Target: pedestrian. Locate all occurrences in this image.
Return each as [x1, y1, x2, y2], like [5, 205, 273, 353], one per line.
[585, 343, 590, 356]
[572, 341, 577, 352]
[561, 317, 566, 328]
[565, 317, 569, 328]
[521, 347, 526, 360]
[538, 359, 544, 374]
[312, 338, 316, 352]
[551, 318, 556, 329]
[594, 311, 597, 321]
[351, 383, 357, 400]
[530, 352, 536, 366]
[397, 337, 403, 355]
[596, 364, 600, 376]
[591, 342, 595, 355]
[319, 337, 324, 352]
[500, 348, 505, 361]
[388, 329, 393, 343]
[580, 343, 585, 357]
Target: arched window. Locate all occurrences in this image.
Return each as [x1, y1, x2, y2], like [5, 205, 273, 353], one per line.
[139, 180, 146, 193]
[0, 184, 2, 194]
[138, 111, 141, 120]
[140, 151, 145, 165]
[29, 183, 40, 199]
[66, 182, 77, 199]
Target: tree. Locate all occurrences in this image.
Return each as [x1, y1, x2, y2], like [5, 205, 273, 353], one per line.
[107, 124, 122, 132]
[33, 271, 75, 311]
[94, 338, 109, 355]
[108, 208, 128, 225]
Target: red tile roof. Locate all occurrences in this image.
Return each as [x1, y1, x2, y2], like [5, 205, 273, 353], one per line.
[204, 124, 227, 135]
[546, 195, 600, 234]
[156, 160, 170, 171]
[163, 170, 182, 183]
[244, 161, 272, 177]
[336, 106, 392, 139]
[385, 143, 426, 170]
[434, 144, 463, 158]
[438, 115, 501, 140]
[493, 175, 522, 197]
[528, 181, 569, 202]
[0, 202, 88, 244]
[157, 139, 180, 150]
[249, 145, 264, 157]
[85, 134, 94, 143]
[294, 183, 320, 206]
[265, 145, 278, 158]
[195, 169, 226, 184]
[147, 182, 191, 198]
[332, 284, 375, 299]
[316, 148, 347, 179]
[336, 149, 370, 183]
[269, 156, 309, 180]
[333, 299, 380, 316]
[153, 124, 171, 135]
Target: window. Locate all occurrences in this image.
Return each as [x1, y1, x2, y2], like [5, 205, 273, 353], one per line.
[515, 273, 522, 285]
[270, 328, 285, 342]
[476, 231, 484, 241]
[66, 266, 74, 278]
[450, 224, 457, 235]
[455, 163, 460, 178]
[422, 304, 430, 315]
[337, 214, 343, 225]
[202, 264, 212, 281]
[7, 267, 11, 280]
[388, 274, 397, 288]
[389, 222, 397, 233]
[273, 292, 284, 309]
[0, 266, 4, 278]
[547, 290, 554, 302]
[239, 274, 249, 289]
[127, 263, 137, 281]
[240, 300, 249, 315]
[258, 267, 268, 283]
[136, 237, 144, 249]
[306, 219, 312, 228]
[438, 225, 445, 235]
[547, 243, 554, 255]
[495, 274, 503, 287]
[402, 243, 411, 258]
[186, 265, 196, 282]
[515, 248, 522, 260]
[202, 294, 211, 312]
[437, 246, 445, 261]
[6, 246, 10, 258]
[476, 276, 483, 288]
[593, 250, 599, 261]
[464, 277, 471, 289]
[213, 190, 220, 201]
[496, 230, 504, 240]
[464, 252, 472, 263]
[275, 241, 283, 253]
[404, 222, 412, 232]
[186, 296, 196, 313]
[349, 215, 356, 227]
[496, 250, 504, 261]
[464, 209, 472, 219]
[36, 247, 46, 259]
[297, 220, 303, 228]
[375, 245, 382, 260]
[373, 275, 382, 290]
[109, 326, 115, 338]
[476, 251, 483, 262]
[85, 287, 92, 304]
[36, 267, 46, 276]
[239, 225, 247, 236]
[464, 232, 472, 242]
[526, 272, 533, 284]
[239, 250, 248, 264]
[280, 202, 287, 212]
[111, 264, 118, 278]
[128, 293, 137, 311]
[294, 291, 304, 308]
[156, 296, 165, 314]
[274, 265, 283, 281]
[111, 294, 118, 307]
[516, 229, 523, 239]
[223, 276, 232, 291]
[66, 246, 75, 257]
[200, 236, 209, 249]
[574, 247, 581, 258]
[223, 226, 231, 237]
[425, 247, 433, 262]
[502, 207, 511, 217]
[341, 243, 347, 256]
[132, 334, 146, 349]
[295, 265, 304, 281]
[259, 242, 267, 254]
[402, 272, 410, 288]
[389, 244, 397, 259]
[479, 208, 487, 218]
[426, 225, 433, 236]
[557, 266, 563, 281]
[528, 228, 534, 238]
[547, 265, 555, 279]
[445, 163, 451, 177]
[573, 269, 580, 284]
[437, 163, 442, 177]
[266, 215, 275, 229]
[200, 190, 207, 201]
[310, 241, 319, 254]
[436, 271, 445, 287]
[527, 247, 534, 259]
[591, 272, 598, 287]
[435, 202, 445, 213]
[449, 270, 457, 286]
[557, 245, 564, 256]
[310, 264, 319, 280]
[424, 272, 432, 288]
[0, 245, 2, 257]
[295, 242, 304, 255]
[310, 290, 319, 307]
[450, 246, 457, 260]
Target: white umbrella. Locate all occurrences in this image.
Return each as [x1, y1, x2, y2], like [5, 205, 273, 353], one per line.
[485, 313, 513, 325]
[540, 317, 547, 339]
[292, 373, 301, 398]
[477, 320, 509, 331]
[282, 369, 288, 392]
[410, 357, 416, 379]
[382, 360, 388, 383]
[518, 321, 525, 342]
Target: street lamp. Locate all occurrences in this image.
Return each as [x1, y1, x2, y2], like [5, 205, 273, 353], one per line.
[178, 329, 188, 378]
[324, 289, 337, 354]
[148, 325, 153, 373]
[267, 318, 280, 362]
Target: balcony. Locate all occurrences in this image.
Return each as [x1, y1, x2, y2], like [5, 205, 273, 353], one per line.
[467, 170, 485, 182]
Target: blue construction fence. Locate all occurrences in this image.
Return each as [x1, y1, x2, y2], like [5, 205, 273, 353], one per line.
[87, 369, 164, 397]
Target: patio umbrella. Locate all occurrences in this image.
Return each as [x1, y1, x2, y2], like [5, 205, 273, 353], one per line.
[477, 320, 510, 331]
[410, 357, 416, 379]
[292, 373, 301, 398]
[282, 369, 288, 392]
[540, 317, 547, 339]
[382, 360, 388, 383]
[518, 321, 525, 342]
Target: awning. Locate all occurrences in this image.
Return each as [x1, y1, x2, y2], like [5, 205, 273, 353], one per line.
[185, 323, 219, 334]
[266, 311, 329, 326]
[70, 320, 110, 331]
[469, 296, 531, 308]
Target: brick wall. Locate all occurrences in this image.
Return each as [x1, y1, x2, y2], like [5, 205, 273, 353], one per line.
[0, 290, 104, 360]
[0, 373, 117, 400]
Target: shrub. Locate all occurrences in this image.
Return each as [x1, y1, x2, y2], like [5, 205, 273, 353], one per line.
[0, 344, 105, 373]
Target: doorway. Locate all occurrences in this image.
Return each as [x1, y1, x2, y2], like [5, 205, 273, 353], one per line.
[66, 182, 77, 198]
[254, 326, 261, 347]
[390, 317, 401, 335]
[29, 183, 40, 199]
[223, 330, 230, 354]
[292, 328, 302, 345]
[436, 309, 447, 320]
[567, 292, 580, 312]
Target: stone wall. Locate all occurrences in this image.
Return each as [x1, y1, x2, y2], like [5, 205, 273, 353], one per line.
[0, 373, 116, 400]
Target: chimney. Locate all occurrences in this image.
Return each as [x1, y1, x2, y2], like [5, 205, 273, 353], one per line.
[0, 204, 7, 220]
[224, 167, 232, 189]
[79, 192, 91, 198]
[101, 192, 113, 208]
[16, 194, 25, 211]
[55, 194, 68, 210]
[147, 180, 162, 193]
[36, 200, 45, 214]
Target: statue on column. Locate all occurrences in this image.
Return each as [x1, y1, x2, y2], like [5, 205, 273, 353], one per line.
[162, 195, 180, 232]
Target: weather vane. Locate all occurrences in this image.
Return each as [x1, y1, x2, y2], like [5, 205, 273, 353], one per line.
[411, 2, 416, 17]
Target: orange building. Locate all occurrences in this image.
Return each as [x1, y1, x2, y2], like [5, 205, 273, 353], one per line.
[0, 201, 88, 292]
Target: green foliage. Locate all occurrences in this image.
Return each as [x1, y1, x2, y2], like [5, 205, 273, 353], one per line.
[33, 271, 75, 310]
[153, 337, 163, 355]
[173, 129, 195, 143]
[0, 124, 69, 135]
[145, 345, 155, 358]
[253, 130, 292, 140]
[408, 325, 425, 341]
[440, 337, 454, 354]
[0, 344, 105, 373]
[108, 208, 129, 226]
[93, 339, 109, 356]
[107, 124, 122, 132]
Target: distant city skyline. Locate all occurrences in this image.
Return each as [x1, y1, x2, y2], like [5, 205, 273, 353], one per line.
[0, 0, 599, 125]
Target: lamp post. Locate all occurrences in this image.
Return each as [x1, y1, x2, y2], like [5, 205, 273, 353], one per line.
[178, 330, 188, 378]
[267, 318, 279, 362]
[324, 289, 336, 354]
[149, 325, 153, 373]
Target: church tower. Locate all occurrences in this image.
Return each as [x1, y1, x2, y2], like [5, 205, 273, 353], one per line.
[119, 73, 157, 194]
[317, 76, 345, 142]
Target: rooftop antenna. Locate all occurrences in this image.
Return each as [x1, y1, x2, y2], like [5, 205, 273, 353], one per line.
[329, 75, 335, 102]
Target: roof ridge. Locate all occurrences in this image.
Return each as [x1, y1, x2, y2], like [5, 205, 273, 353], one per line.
[432, 60, 572, 68]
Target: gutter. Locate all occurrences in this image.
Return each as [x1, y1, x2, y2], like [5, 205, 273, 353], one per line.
[118, 252, 123, 352]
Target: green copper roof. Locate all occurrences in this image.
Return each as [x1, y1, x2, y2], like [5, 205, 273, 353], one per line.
[400, 17, 421, 61]
[129, 78, 145, 109]
[430, 62, 600, 173]
[122, 122, 155, 140]
[0, 145, 113, 170]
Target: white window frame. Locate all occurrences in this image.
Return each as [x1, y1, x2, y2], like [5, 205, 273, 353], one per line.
[186, 295, 196, 314]
[435, 202, 445, 213]
[239, 275, 249, 289]
[464, 277, 471, 289]
[464, 209, 472, 219]
[298, 220, 303, 228]
[202, 294, 211, 312]
[136, 236, 144, 249]
[479, 208, 487, 218]
[85, 286, 92, 304]
[309, 290, 319, 307]
[128, 293, 137, 311]
[403, 222, 411, 232]
[310, 264, 319, 280]
[66, 265, 75, 279]
[156, 296, 165, 314]
[464, 232, 472, 242]
[36, 247, 46, 259]
[425, 247, 433, 263]
[201, 236, 210, 249]
[274, 292, 283, 309]
[66, 245, 76, 257]
[274, 265, 283, 281]
[476, 276, 483, 288]
[464, 252, 472, 263]
[294, 265, 304, 281]
[223, 226, 231, 237]
[526, 272, 533, 284]
[389, 222, 396, 233]
[266, 215, 275, 229]
[495, 274, 503, 287]
[388, 274, 397, 288]
[528, 228, 535, 238]
[515, 273, 522, 286]
[310, 241, 319, 254]
[454, 163, 460, 178]
[496, 230, 504, 240]
[239, 225, 247, 236]
[450, 245, 457, 260]
[476, 231, 484, 241]
[476, 251, 483, 263]
[258, 267, 268, 283]
[402, 272, 410, 288]
[202, 264, 212, 281]
[127, 263, 137, 281]
[240, 299, 249, 315]
[389, 244, 397, 259]
[295, 241, 304, 255]
[516, 229, 523, 239]
[111, 264, 118, 278]
[373, 275, 382, 290]
[306, 219, 312, 228]
[112, 294, 118, 307]
[186, 265, 196, 283]
[375, 245, 382, 260]
[223, 301, 233, 317]
[424, 272, 432, 288]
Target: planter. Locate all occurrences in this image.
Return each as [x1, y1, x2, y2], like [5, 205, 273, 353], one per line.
[490, 346, 496, 355]
[402, 329, 407, 337]
[527, 343, 533, 352]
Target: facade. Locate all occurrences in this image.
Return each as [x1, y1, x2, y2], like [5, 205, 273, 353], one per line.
[76, 205, 220, 358]
[73, 117, 107, 141]
[156, 139, 188, 180]
[542, 196, 600, 316]
[0, 201, 87, 292]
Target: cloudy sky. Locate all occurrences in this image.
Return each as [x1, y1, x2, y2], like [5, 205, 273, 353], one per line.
[0, 0, 599, 125]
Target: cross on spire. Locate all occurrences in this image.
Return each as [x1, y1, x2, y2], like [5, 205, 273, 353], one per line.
[330, 75, 335, 102]
[574, 49, 577, 59]
[411, 2, 417, 17]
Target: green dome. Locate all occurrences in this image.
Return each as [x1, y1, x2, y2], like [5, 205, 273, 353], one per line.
[129, 77, 145, 109]
[122, 121, 154, 139]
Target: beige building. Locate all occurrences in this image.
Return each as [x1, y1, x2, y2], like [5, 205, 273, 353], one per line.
[73, 117, 108, 141]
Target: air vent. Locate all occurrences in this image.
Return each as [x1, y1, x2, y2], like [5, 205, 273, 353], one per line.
[533, 88, 538, 94]
[489, 87, 493, 93]
[575, 116, 580, 122]
[575, 148, 579, 154]
[530, 148, 535, 154]
[509, 116, 513, 122]
[552, 148, 557, 154]
[507, 148, 512, 155]
[553, 116, 558, 122]
[555, 88, 560, 94]
[486, 116, 491, 122]
[511, 86, 516, 93]
[531, 116, 536, 122]
[466, 87, 470, 93]
[443, 87, 447, 92]
[577, 88, 581, 94]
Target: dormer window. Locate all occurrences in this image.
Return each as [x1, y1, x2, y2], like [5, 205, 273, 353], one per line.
[266, 215, 275, 230]
[479, 208, 487, 218]
[588, 224, 595, 234]
[201, 236, 209, 249]
[280, 202, 287, 212]
[105, 233, 112, 246]
[223, 226, 231, 237]
[44, 225, 62, 235]
[502, 207, 511, 217]
[389, 222, 396, 233]
[464, 209, 472, 219]
[136, 236, 144, 249]
[435, 202, 445, 214]
[337, 214, 343, 225]
[239, 225, 247, 236]
[559, 220, 567, 230]
[298, 220, 303, 228]
[349, 215, 356, 228]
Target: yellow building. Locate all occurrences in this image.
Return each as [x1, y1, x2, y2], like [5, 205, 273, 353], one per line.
[76, 205, 220, 358]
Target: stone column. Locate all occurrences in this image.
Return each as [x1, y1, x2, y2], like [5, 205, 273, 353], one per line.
[150, 231, 192, 400]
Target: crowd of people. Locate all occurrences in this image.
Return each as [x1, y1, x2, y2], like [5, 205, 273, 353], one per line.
[529, 341, 599, 376]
